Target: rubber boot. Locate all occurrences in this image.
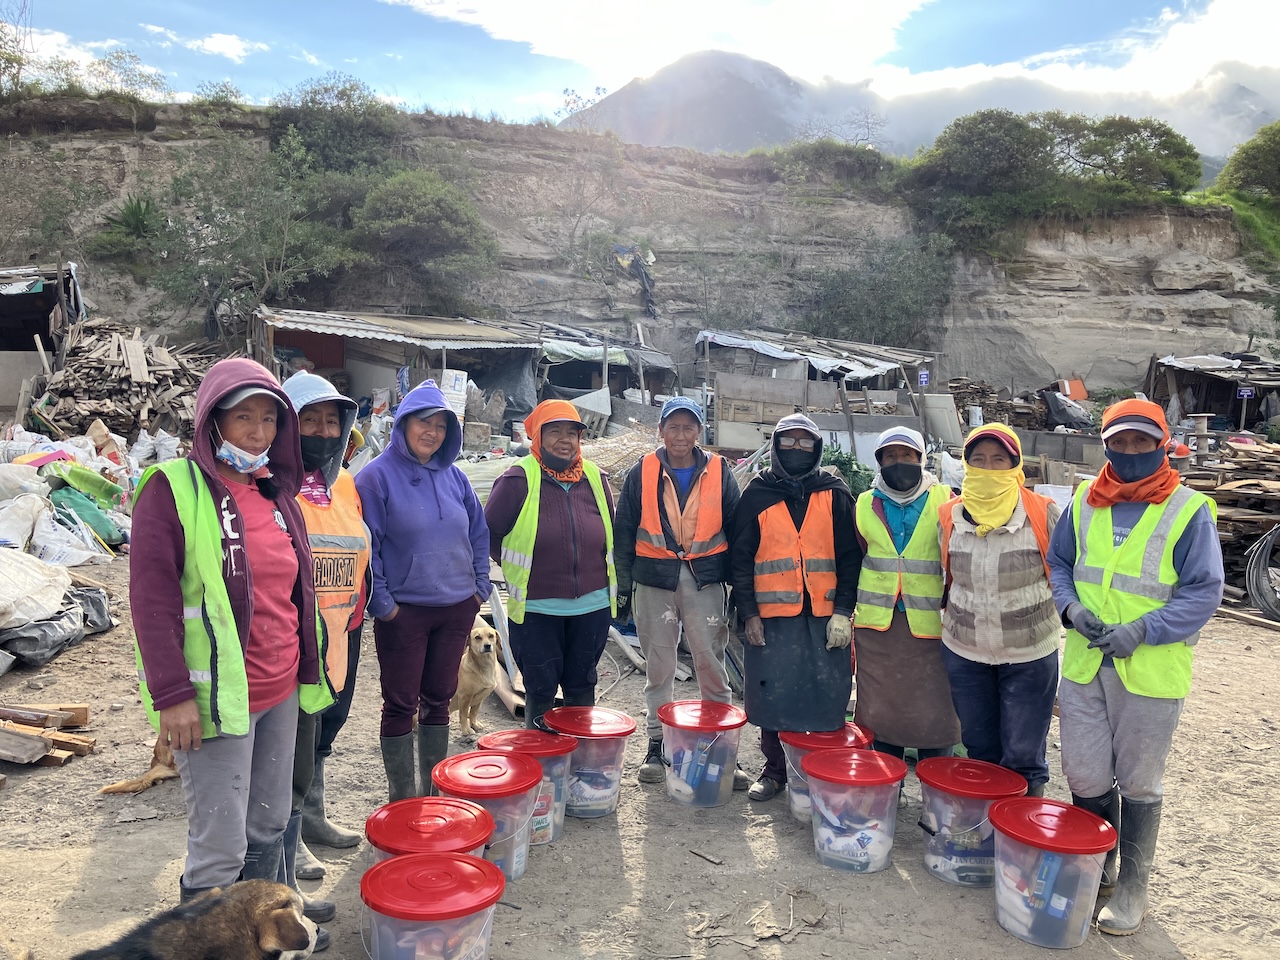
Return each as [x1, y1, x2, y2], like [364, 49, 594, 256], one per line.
[282, 812, 337, 924]
[295, 836, 326, 881]
[380, 733, 417, 802]
[1073, 788, 1120, 890]
[179, 880, 216, 904]
[524, 695, 556, 731]
[302, 757, 362, 849]
[1025, 780, 1046, 798]
[240, 835, 285, 881]
[417, 724, 450, 796]
[1098, 799, 1162, 936]
[562, 690, 596, 708]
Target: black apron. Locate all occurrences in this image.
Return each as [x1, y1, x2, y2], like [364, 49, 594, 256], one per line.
[743, 615, 852, 732]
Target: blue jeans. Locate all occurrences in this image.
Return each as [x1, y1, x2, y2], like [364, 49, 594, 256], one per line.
[941, 646, 1058, 790]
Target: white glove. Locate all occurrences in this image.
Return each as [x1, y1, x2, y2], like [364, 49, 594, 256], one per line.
[826, 613, 852, 650]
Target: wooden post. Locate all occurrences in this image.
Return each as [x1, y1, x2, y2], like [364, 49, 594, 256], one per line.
[1240, 388, 1249, 431]
[1191, 413, 1211, 464]
[837, 381, 858, 455]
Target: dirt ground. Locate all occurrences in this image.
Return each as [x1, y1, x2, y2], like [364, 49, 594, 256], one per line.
[1, 557, 1276, 960]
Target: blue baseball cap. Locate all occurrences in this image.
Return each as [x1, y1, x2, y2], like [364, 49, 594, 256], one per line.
[660, 396, 705, 425]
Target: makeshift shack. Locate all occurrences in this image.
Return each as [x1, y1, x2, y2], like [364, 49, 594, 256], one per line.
[0, 264, 85, 408]
[1146, 353, 1280, 431]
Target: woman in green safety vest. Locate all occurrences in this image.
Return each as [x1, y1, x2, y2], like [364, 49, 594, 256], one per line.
[131, 358, 333, 914]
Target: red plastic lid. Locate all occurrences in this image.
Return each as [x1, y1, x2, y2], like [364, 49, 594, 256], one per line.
[478, 728, 579, 757]
[542, 706, 637, 739]
[656, 700, 748, 732]
[432, 750, 544, 799]
[989, 798, 1117, 855]
[800, 747, 907, 786]
[916, 757, 1029, 800]
[361, 853, 505, 921]
[365, 798, 495, 857]
[779, 723, 874, 751]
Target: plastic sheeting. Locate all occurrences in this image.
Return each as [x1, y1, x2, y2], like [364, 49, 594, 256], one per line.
[696, 330, 899, 380]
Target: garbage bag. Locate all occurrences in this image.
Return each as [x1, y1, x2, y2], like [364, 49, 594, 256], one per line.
[0, 463, 51, 500]
[0, 603, 86, 667]
[0, 494, 45, 550]
[69, 586, 114, 634]
[0, 548, 72, 629]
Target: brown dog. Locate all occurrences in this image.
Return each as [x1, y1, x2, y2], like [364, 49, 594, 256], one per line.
[67, 880, 316, 960]
[99, 737, 179, 795]
[449, 615, 499, 736]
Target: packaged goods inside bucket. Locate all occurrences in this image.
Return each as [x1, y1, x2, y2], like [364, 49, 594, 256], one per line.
[658, 701, 748, 809]
[477, 729, 577, 845]
[779, 724, 874, 824]
[916, 756, 1028, 887]
[543, 707, 636, 819]
[802, 748, 906, 874]
[432, 752, 543, 883]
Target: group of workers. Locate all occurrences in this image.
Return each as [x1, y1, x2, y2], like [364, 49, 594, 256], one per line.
[130, 357, 1221, 948]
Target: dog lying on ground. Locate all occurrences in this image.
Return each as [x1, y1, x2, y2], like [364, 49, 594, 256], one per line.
[66, 880, 315, 960]
[99, 737, 178, 795]
[449, 615, 499, 736]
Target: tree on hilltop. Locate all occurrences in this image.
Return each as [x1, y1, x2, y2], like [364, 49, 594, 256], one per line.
[1220, 121, 1280, 197]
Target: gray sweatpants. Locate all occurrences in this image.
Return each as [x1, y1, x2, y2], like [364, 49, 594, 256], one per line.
[1059, 668, 1184, 803]
[173, 691, 299, 888]
[634, 567, 732, 739]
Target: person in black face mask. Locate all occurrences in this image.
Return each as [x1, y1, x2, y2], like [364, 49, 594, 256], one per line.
[729, 414, 863, 801]
[851, 428, 959, 770]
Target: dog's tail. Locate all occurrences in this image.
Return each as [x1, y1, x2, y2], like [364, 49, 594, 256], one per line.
[99, 739, 178, 795]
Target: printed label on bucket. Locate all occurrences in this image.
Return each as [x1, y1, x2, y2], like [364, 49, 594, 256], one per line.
[530, 778, 555, 845]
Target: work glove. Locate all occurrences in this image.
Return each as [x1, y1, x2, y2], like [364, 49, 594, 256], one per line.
[1065, 601, 1107, 642]
[1089, 619, 1146, 659]
[826, 613, 853, 650]
[745, 615, 765, 647]
[614, 594, 633, 627]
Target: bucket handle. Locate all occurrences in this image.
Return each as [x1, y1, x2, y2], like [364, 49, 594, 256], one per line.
[918, 816, 990, 837]
[489, 795, 539, 855]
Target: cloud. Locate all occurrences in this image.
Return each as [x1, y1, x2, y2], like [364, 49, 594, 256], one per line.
[293, 48, 324, 67]
[184, 33, 270, 63]
[29, 28, 110, 66]
[140, 23, 180, 44]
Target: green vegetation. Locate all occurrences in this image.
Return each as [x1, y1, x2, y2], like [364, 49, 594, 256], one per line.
[1219, 120, 1280, 198]
[821, 447, 875, 497]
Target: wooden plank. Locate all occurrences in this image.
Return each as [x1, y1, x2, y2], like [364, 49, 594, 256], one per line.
[0, 727, 53, 764]
[0, 772, 7, 790]
[33, 334, 52, 376]
[0, 706, 73, 728]
[1214, 606, 1280, 632]
[16, 703, 90, 727]
[35, 747, 74, 767]
[122, 340, 153, 383]
[5, 723, 96, 755]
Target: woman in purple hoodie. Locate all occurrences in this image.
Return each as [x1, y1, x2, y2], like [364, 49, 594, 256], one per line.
[355, 380, 490, 801]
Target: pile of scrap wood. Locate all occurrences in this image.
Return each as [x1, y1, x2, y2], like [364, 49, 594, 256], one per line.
[19, 317, 232, 440]
[0, 702, 96, 781]
[949, 378, 1047, 431]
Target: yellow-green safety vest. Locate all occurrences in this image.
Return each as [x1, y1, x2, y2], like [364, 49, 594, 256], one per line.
[853, 485, 949, 638]
[133, 459, 334, 740]
[1063, 481, 1214, 699]
[499, 456, 617, 625]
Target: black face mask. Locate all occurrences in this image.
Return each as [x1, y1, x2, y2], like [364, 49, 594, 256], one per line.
[300, 434, 345, 472]
[777, 449, 819, 476]
[540, 447, 577, 474]
[881, 461, 922, 492]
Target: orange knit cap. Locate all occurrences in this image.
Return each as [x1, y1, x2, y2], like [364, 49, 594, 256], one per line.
[524, 399, 586, 443]
[1101, 398, 1170, 444]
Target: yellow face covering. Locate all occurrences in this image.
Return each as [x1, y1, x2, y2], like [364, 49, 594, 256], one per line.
[961, 464, 1025, 537]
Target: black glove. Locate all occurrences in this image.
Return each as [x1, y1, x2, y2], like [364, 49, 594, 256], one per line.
[1089, 620, 1145, 659]
[1066, 601, 1107, 642]
[614, 594, 632, 626]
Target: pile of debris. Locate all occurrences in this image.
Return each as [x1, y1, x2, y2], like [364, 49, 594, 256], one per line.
[21, 317, 230, 440]
[0, 702, 97, 780]
[949, 378, 1047, 431]
[581, 429, 659, 490]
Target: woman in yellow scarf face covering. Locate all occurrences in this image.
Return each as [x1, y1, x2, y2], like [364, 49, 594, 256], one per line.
[961, 424, 1025, 536]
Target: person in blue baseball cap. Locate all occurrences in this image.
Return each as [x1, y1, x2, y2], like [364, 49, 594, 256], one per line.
[613, 396, 748, 789]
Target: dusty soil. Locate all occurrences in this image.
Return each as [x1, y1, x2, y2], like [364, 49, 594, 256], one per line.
[1, 557, 1276, 960]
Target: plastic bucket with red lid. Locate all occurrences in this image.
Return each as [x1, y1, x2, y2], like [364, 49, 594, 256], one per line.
[477, 729, 579, 845]
[800, 748, 908, 873]
[432, 751, 544, 882]
[655, 700, 748, 808]
[988, 797, 1118, 948]
[915, 757, 1027, 887]
[361, 852, 504, 960]
[778, 723, 875, 823]
[542, 707, 636, 818]
[364, 797, 495, 864]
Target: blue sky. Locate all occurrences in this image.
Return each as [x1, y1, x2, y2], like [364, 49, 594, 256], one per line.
[19, 0, 1276, 120]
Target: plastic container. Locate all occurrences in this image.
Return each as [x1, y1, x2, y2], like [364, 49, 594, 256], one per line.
[989, 797, 1118, 949]
[542, 707, 636, 818]
[364, 797, 495, 864]
[361, 852, 504, 960]
[432, 751, 544, 882]
[801, 748, 907, 873]
[779, 723, 875, 823]
[656, 701, 748, 808]
[477, 729, 579, 845]
[916, 757, 1028, 886]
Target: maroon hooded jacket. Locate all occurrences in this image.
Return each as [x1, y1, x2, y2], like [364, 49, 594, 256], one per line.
[131, 358, 322, 714]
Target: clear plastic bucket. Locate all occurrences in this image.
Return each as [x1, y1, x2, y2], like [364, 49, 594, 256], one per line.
[916, 757, 1027, 886]
[543, 707, 637, 818]
[365, 797, 495, 864]
[801, 748, 907, 873]
[779, 723, 875, 823]
[656, 700, 748, 808]
[477, 729, 579, 845]
[989, 798, 1117, 949]
[432, 751, 543, 882]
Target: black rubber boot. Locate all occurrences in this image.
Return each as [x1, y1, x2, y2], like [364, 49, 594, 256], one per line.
[380, 733, 417, 802]
[282, 812, 336, 924]
[240, 835, 285, 881]
[1098, 798, 1161, 936]
[178, 879, 216, 904]
[302, 756, 362, 849]
[1073, 788, 1120, 890]
[524, 696, 556, 731]
[562, 690, 596, 708]
[417, 724, 450, 796]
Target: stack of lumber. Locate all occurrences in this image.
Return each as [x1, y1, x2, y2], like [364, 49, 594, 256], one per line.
[949, 378, 1047, 430]
[1182, 440, 1280, 591]
[581, 429, 659, 490]
[0, 702, 96, 773]
[23, 318, 231, 439]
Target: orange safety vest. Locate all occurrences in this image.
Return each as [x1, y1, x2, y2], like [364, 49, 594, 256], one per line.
[295, 471, 370, 693]
[634, 453, 728, 560]
[753, 489, 837, 618]
[938, 486, 1053, 584]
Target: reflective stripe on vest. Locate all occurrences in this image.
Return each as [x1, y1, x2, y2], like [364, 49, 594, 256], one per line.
[499, 456, 617, 624]
[634, 452, 728, 560]
[853, 485, 948, 638]
[754, 490, 837, 618]
[1062, 482, 1210, 699]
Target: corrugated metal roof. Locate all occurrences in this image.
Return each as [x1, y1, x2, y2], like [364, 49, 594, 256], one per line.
[698, 328, 933, 380]
[257, 308, 541, 350]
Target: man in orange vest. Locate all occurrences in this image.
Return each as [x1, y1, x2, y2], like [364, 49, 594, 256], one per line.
[730, 414, 862, 801]
[615, 397, 749, 789]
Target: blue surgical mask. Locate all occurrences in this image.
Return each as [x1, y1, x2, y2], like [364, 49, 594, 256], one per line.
[1105, 447, 1167, 483]
[215, 430, 271, 475]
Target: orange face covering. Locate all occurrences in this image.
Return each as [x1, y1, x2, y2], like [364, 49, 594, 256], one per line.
[1087, 398, 1182, 508]
[524, 399, 585, 484]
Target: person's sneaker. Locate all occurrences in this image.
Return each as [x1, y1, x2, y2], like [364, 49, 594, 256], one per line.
[747, 775, 784, 801]
[312, 926, 331, 953]
[638, 737, 666, 783]
[732, 765, 751, 791]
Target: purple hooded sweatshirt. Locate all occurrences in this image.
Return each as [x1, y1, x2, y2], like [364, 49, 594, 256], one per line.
[354, 380, 490, 618]
[130, 357, 321, 715]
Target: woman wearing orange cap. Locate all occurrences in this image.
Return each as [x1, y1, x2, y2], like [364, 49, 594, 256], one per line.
[486, 399, 617, 729]
[937, 424, 1061, 796]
